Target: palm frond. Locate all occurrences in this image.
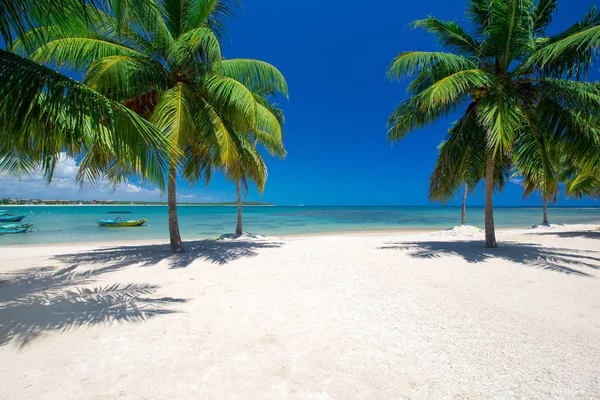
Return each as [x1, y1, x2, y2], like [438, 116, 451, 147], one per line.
[202, 74, 257, 128]
[150, 83, 198, 147]
[483, 0, 533, 70]
[477, 87, 527, 153]
[84, 56, 169, 102]
[216, 59, 289, 97]
[527, 6, 600, 77]
[387, 51, 478, 81]
[413, 16, 482, 56]
[185, 0, 241, 38]
[194, 97, 238, 167]
[0, 49, 173, 188]
[532, 0, 558, 34]
[168, 27, 222, 67]
[32, 37, 151, 71]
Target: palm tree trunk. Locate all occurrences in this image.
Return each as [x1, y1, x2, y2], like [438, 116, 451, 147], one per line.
[235, 180, 243, 236]
[484, 151, 497, 248]
[168, 162, 184, 253]
[461, 182, 468, 225]
[542, 199, 549, 225]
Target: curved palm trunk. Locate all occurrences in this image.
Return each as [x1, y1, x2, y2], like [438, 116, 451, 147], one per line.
[542, 199, 549, 225]
[235, 180, 243, 236]
[461, 182, 468, 225]
[168, 163, 184, 253]
[484, 151, 497, 248]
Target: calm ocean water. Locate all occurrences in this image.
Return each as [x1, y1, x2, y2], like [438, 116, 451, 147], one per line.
[0, 205, 599, 245]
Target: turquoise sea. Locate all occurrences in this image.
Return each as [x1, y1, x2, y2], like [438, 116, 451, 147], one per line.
[1, 205, 599, 245]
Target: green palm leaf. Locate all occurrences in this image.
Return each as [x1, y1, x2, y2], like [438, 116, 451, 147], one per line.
[85, 56, 169, 102]
[0, 49, 173, 187]
[32, 37, 151, 71]
[203, 74, 257, 128]
[168, 27, 222, 67]
[413, 16, 482, 56]
[216, 59, 289, 97]
[387, 51, 478, 81]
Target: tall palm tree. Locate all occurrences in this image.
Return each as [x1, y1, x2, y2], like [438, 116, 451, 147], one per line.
[226, 96, 286, 236]
[387, 0, 600, 248]
[0, 0, 175, 188]
[21, 0, 288, 252]
[461, 182, 469, 225]
[434, 136, 484, 226]
[512, 124, 560, 225]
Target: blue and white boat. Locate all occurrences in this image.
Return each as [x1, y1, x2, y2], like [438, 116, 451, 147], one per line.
[0, 223, 33, 234]
[0, 211, 25, 222]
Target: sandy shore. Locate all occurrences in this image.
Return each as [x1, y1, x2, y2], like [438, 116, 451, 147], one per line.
[1, 224, 599, 399]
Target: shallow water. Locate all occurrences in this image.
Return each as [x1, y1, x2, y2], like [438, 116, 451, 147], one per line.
[0, 205, 599, 245]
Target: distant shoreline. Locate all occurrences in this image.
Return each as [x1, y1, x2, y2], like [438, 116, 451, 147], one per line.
[2, 204, 599, 209]
[1, 203, 275, 207]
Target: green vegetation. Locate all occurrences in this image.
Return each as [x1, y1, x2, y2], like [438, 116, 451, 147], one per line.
[2, 0, 599, 249]
[0, 0, 175, 188]
[387, 0, 600, 248]
[1, 0, 286, 252]
[227, 99, 286, 235]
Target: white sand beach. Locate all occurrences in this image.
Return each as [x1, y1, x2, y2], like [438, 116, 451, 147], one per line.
[1, 224, 600, 399]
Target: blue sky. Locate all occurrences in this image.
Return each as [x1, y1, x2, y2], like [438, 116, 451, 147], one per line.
[2, 0, 599, 206]
[217, 0, 600, 206]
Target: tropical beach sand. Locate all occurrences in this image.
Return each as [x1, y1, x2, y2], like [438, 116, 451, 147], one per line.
[1, 224, 600, 399]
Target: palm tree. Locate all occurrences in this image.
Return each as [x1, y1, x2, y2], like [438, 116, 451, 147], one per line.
[434, 137, 482, 226]
[226, 97, 286, 236]
[387, 0, 600, 248]
[0, 0, 175, 188]
[512, 125, 560, 225]
[461, 183, 469, 225]
[21, 0, 288, 252]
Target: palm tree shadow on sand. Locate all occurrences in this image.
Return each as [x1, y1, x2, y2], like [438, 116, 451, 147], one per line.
[0, 265, 186, 347]
[379, 240, 600, 277]
[0, 238, 283, 347]
[53, 237, 285, 270]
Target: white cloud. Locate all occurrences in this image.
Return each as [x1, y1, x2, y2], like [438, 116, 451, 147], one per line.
[0, 153, 190, 202]
[510, 177, 523, 185]
[178, 194, 198, 200]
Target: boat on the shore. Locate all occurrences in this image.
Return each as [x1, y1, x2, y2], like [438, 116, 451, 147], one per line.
[0, 211, 26, 223]
[0, 223, 33, 234]
[97, 217, 147, 227]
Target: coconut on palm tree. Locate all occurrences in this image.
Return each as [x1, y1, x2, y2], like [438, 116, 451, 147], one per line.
[387, 0, 600, 248]
[20, 0, 288, 252]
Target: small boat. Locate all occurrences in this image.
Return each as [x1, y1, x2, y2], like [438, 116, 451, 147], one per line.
[0, 223, 33, 234]
[0, 211, 25, 222]
[97, 218, 147, 227]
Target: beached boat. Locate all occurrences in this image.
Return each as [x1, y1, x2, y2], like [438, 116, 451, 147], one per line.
[97, 218, 147, 227]
[0, 212, 25, 222]
[0, 223, 33, 234]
